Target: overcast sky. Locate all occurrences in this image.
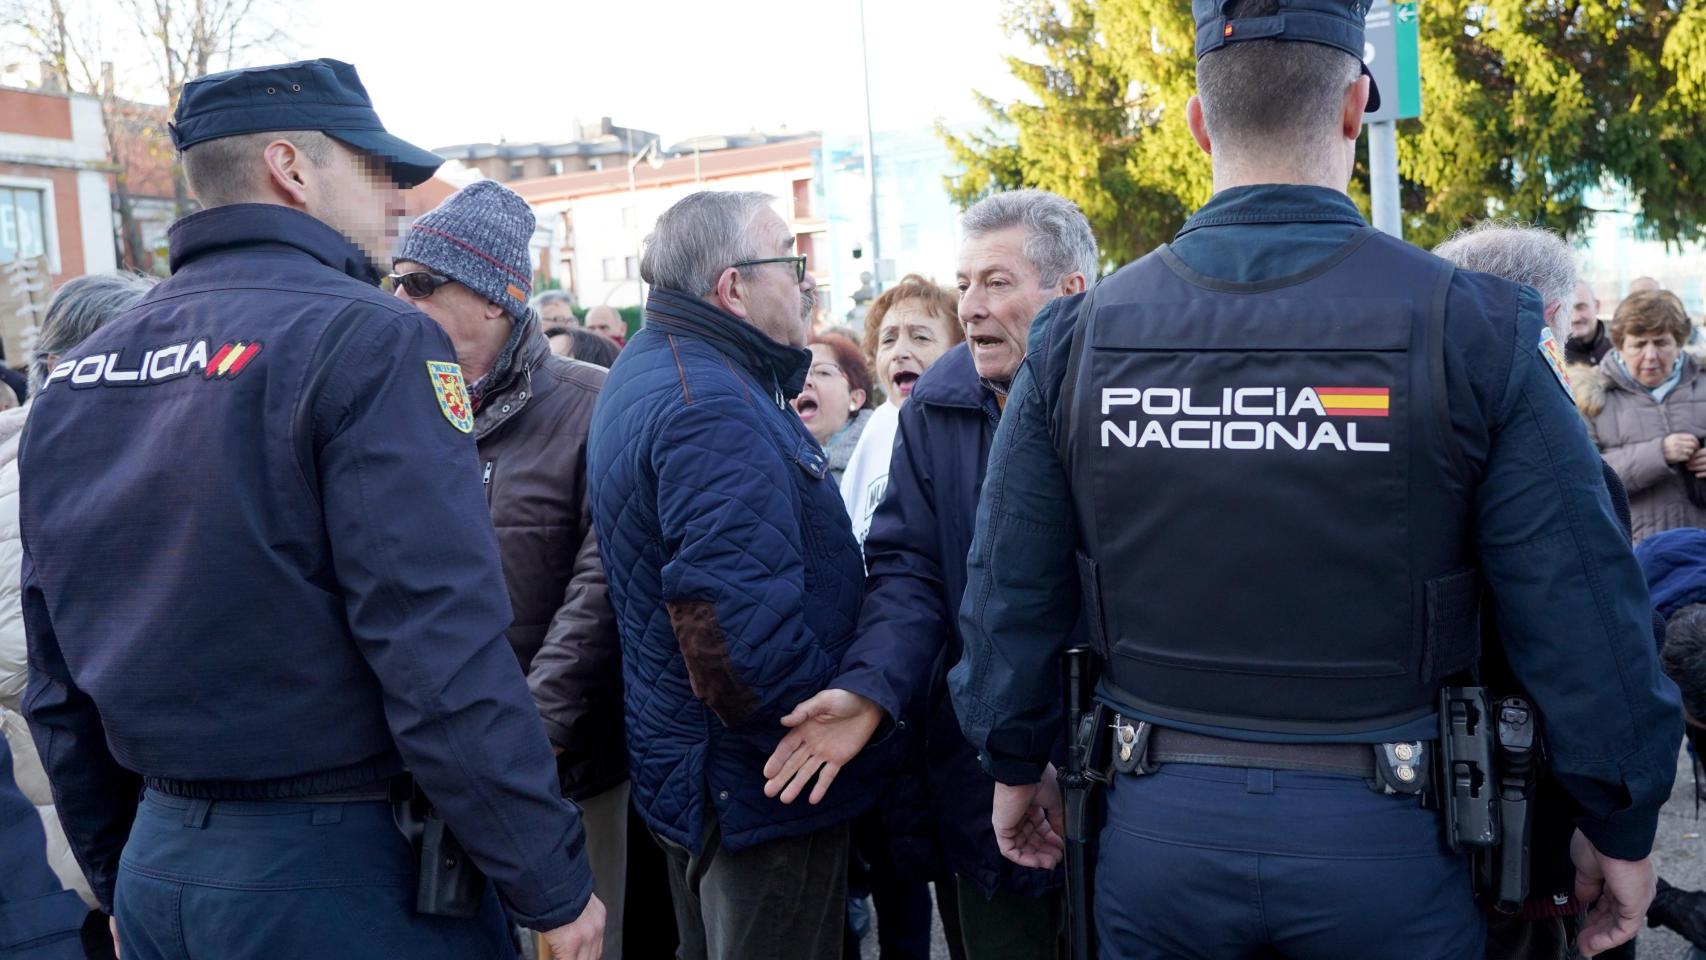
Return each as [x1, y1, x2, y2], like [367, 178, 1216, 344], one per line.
[285, 0, 1026, 149]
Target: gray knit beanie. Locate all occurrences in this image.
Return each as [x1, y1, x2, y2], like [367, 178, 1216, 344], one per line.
[396, 180, 535, 317]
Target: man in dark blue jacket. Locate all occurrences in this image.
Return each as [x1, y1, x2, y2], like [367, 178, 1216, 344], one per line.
[21, 59, 603, 959]
[858, 189, 1095, 960]
[587, 190, 920, 960]
[949, 1, 1681, 956]
[0, 737, 87, 959]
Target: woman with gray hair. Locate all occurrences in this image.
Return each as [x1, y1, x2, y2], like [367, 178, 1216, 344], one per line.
[0, 271, 155, 913]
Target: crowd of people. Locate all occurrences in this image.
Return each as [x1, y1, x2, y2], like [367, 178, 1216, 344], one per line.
[3, 1, 1705, 957]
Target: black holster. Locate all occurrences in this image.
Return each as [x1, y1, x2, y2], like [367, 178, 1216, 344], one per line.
[393, 781, 487, 918]
[1061, 646, 1107, 960]
[1438, 686, 1537, 912]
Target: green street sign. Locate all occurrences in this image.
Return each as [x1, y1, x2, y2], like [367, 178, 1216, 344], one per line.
[1365, 0, 1423, 122]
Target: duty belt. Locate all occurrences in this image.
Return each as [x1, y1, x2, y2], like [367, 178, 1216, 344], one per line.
[1105, 714, 1431, 797]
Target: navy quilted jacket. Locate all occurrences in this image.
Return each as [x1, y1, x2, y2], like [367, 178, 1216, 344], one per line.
[588, 289, 903, 854]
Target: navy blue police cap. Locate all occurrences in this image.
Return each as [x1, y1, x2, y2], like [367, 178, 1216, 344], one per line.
[168, 58, 443, 188]
[1192, 0, 1382, 112]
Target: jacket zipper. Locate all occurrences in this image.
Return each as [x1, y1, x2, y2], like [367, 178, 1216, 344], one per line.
[482, 461, 495, 505]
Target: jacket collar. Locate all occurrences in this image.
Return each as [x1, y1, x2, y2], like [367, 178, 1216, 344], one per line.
[642, 287, 811, 401]
[166, 203, 382, 284]
[473, 317, 553, 440]
[911, 342, 1000, 418]
[1175, 184, 1366, 239]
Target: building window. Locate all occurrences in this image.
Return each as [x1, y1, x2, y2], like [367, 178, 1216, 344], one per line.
[625, 256, 639, 279]
[0, 187, 47, 264]
[549, 159, 564, 176]
[603, 256, 638, 281]
[602, 258, 622, 281]
[508, 161, 526, 181]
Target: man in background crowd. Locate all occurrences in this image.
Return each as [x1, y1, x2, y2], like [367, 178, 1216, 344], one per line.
[585, 304, 628, 347]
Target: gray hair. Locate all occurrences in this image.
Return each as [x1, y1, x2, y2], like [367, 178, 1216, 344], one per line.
[1433, 220, 1578, 310]
[530, 290, 573, 310]
[961, 189, 1100, 288]
[641, 191, 776, 298]
[30, 272, 158, 393]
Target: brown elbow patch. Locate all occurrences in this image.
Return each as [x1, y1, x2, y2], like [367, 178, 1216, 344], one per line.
[667, 599, 759, 726]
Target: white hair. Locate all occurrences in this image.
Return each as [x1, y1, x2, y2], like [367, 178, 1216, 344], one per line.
[1433, 220, 1578, 310]
[962, 189, 1101, 288]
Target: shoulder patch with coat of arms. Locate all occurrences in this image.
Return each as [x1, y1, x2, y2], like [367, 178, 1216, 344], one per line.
[427, 360, 473, 433]
[1538, 327, 1572, 394]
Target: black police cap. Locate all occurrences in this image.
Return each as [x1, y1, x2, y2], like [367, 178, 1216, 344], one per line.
[1192, 0, 1382, 113]
[168, 58, 443, 188]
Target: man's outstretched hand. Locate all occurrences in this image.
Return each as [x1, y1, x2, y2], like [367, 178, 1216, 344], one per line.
[992, 764, 1065, 870]
[763, 689, 883, 805]
[1572, 828, 1657, 957]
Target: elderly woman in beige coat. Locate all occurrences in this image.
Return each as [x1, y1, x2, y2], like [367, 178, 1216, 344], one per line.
[1579, 290, 1706, 542]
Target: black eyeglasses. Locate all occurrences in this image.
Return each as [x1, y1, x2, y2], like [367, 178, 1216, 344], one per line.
[386, 270, 454, 300]
[732, 256, 808, 283]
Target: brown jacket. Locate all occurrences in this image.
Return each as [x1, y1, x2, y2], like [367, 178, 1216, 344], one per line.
[1580, 351, 1706, 543]
[475, 328, 625, 800]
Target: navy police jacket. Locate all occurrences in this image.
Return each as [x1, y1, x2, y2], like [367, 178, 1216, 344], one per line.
[859, 343, 1057, 899]
[587, 288, 903, 855]
[21, 205, 593, 928]
[950, 185, 1681, 861]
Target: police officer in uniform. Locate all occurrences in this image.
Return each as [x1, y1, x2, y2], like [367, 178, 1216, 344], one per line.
[21, 60, 604, 959]
[948, 2, 1682, 957]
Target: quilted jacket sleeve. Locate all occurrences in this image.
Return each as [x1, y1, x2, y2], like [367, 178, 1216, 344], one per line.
[653, 395, 837, 729]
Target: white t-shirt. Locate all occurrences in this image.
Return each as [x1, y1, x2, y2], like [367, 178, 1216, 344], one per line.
[838, 401, 902, 546]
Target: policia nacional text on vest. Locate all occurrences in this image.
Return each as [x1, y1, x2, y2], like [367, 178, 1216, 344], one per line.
[1052, 227, 1537, 957]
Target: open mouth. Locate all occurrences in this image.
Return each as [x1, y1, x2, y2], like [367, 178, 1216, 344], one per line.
[969, 335, 1004, 351]
[795, 396, 820, 422]
[892, 371, 920, 396]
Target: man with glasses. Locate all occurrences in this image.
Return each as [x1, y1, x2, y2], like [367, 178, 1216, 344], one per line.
[19, 60, 604, 959]
[587, 191, 918, 960]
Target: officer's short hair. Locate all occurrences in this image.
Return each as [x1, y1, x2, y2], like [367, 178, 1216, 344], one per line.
[1611, 290, 1692, 348]
[181, 130, 335, 207]
[961, 189, 1100, 288]
[31, 272, 158, 394]
[641, 191, 776, 299]
[1197, 0, 1362, 159]
[1664, 603, 1706, 722]
[1432, 220, 1578, 311]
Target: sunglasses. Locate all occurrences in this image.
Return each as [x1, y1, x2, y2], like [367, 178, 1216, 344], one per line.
[732, 256, 808, 283]
[386, 270, 454, 300]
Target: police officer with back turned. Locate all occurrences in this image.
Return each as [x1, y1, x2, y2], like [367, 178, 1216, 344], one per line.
[948, 2, 1682, 956]
[21, 59, 604, 959]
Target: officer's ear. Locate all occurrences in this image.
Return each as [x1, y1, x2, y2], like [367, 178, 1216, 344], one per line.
[261, 139, 312, 207]
[1186, 96, 1213, 157]
[1059, 273, 1088, 297]
[1340, 75, 1372, 142]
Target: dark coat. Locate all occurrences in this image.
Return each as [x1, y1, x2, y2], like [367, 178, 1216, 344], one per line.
[1636, 527, 1706, 621]
[860, 343, 1058, 898]
[20, 205, 592, 928]
[475, 326, 625, 801]
[1566, 320, 1613, 367]
[0, 736, 85, 957]
[587, 288, 912, 855]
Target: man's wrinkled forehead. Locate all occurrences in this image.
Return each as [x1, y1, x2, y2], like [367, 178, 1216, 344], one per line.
[957, 226, 1038, 283]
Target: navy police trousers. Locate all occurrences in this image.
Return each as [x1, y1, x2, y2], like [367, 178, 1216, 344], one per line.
[1095, 763, 1483, 960]
[113, 791, 511, 959]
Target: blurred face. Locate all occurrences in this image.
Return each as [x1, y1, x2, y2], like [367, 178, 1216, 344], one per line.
[312, 144, 406, 275]
[585, 307, 625, 342]
[1569, 283, 1600, 341]
[792, 343, 866, 445]
[737, 209, 816, 349]
[874, 302, 955, 406]
[537, 300, 577, 326]
[547, 331, 574, 356]
[957, 227, 1059, 384]
[1621, 332, 1680, 388]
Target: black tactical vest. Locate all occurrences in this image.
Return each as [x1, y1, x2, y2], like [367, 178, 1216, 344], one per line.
[1057, 228, 1480, 735]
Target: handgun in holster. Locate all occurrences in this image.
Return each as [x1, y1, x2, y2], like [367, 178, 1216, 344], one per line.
[1438, 687, 1536, 911]
[392, 780, 487, 918]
